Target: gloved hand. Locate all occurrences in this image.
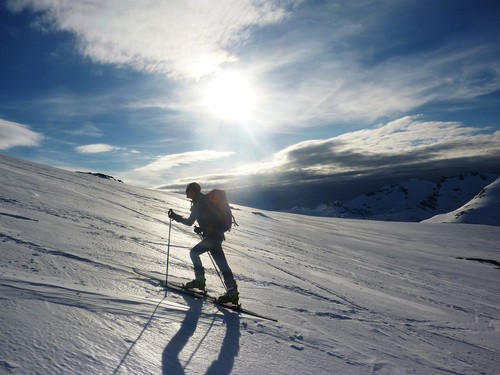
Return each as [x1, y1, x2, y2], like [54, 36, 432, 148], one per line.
[194, 226, 203, 235]
[168, 209, 181, 222]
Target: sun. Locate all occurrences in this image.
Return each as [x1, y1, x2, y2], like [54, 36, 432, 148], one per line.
[204, 71, 256, 121]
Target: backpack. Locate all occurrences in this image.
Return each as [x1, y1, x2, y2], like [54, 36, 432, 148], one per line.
[206, 189, 237, 232]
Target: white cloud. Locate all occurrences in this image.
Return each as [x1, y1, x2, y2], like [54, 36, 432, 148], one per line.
[336, 116, 496, 155]
[8, 0, 293, 80]
[187, 117, 500, 186]
[67, 123, 104, 137]
[8, 1, 499, 130]
[0, 119, 44, 150]
[270, 116, 500, 170]
[124, 117, 500, 189]
[248, 42, 500, 130]
[135, 150, 235, 174]
[75, 144, 118, 153]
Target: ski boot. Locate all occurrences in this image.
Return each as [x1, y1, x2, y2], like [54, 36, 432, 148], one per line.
[217, 286, 239, 305]
[184, 275, 206, 291]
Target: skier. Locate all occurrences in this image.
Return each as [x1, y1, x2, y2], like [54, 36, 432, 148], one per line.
[168, 182, 239, 305]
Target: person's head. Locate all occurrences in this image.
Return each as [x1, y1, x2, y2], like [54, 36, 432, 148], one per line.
[185, 182, 201, 199]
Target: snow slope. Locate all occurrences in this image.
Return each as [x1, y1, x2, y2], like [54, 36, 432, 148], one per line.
[425, 178, 500, 226]
[1, 154, 499, 374]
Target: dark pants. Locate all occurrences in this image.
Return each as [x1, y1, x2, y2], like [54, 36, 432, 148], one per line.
[190, 238, 237, 290]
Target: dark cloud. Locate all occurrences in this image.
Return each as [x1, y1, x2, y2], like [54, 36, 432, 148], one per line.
[227, 155, 500, 210]
[157, 118, 500, 210]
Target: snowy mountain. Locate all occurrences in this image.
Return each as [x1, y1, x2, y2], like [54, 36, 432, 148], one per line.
[288, 173, 499, 224]
[1, 154, 499, 374]
[424, 178, 500, 226]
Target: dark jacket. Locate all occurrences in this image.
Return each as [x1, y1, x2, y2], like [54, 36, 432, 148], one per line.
[177, 193, 225, 241]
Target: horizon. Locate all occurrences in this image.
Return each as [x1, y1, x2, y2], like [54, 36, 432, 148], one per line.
[1, 1, 500, 197]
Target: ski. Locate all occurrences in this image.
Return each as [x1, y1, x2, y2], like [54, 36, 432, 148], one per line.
[133, 268, 277, 322]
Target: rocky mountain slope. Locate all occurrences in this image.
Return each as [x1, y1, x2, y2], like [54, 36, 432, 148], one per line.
[288, 173, 499, 225]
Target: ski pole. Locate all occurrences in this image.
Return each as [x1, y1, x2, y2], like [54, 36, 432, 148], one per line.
[165, 217, 172, 297]
[198, 233, 227, 291]
[208, 251, 227, 291]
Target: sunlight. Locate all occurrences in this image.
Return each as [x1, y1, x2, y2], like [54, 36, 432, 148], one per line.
[204, 71, 256, 121]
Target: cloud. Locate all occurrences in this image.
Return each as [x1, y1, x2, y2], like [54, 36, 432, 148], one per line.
[135, 150, 235, 174]
[66, 123, 104, 138]
[75, 144, 119, 153]
[232, 2, 500, 129]
[0, 119, 44, 150]
[250, 41, 500, 130]
[266, 116, 500, 175]
[7, 1, 499, 130]
[158, 116, 500, 194]
[185, 116, 499, 208]
[7, 0, 293, 80]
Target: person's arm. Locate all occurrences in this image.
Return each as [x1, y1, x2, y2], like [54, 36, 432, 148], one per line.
[168, 208, 196, 226]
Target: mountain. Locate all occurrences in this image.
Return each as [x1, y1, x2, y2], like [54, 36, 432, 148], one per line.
[288, 173, 499, 224]
[424, 177, 500, 225]
[1, 154, 499, 374]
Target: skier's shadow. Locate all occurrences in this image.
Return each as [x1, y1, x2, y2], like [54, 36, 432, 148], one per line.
[205, 305, 241, 375]
[162, 294, 240, 375]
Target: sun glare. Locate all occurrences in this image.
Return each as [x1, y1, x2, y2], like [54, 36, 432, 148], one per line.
[204, 71, 256, 121]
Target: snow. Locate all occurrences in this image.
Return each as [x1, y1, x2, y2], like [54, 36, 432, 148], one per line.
[1, 154, 499, 374]
[288, 174, 499, 224]
[424, 178, 500, 226]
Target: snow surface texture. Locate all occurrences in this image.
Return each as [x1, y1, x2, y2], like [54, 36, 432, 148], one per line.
[0, 154, 499, 374]
[289, 174, 500, 225]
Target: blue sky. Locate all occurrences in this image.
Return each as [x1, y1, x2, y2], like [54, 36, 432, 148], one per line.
[1, 0, 500, 205]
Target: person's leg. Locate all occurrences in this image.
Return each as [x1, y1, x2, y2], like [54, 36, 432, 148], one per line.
[186, 240, 210, 289]
[190, 239, 209, 276]
[209, 240, 237, 291]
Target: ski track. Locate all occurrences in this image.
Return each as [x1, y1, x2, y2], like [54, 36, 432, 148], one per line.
[1, 155, 499, 374]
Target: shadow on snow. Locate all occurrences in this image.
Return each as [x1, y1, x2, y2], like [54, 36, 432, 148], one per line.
[162, 294, 241, 375]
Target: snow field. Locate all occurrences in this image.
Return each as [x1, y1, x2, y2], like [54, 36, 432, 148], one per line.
[1, 155, 499, 374]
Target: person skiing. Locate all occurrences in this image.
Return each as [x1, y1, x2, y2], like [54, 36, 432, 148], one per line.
[168, 182, 239, 305]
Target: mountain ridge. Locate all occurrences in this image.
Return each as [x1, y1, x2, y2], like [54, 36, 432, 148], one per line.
[424, 177, 500, 225]
[287, 172, 499, 225]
